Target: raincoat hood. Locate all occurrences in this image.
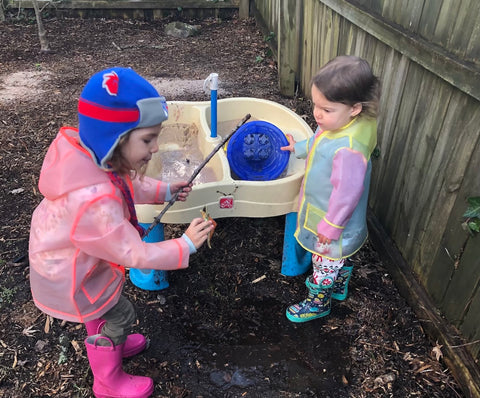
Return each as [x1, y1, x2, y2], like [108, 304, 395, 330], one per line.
[38, 127, 109, 200]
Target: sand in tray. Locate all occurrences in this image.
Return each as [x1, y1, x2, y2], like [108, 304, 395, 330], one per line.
[147, 118, 259, 184]
[147, 122, 217, 185]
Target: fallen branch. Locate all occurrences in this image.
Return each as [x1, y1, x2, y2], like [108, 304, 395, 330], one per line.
[143, 113, 251, 237]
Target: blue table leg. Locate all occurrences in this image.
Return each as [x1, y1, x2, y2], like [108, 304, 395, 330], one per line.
[129, 222, 169, 291]
[281, 212, 311, 276]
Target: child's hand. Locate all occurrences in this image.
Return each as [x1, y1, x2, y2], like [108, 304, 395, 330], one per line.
[317, 233, 331, 245]
[171, 181, 192, 201]
[185, 217, 215, 249]
[315, 234, 332, 254]
[280, 134, 296, 152]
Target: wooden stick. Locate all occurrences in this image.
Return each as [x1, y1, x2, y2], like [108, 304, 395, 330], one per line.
[143, 113, 251, 237]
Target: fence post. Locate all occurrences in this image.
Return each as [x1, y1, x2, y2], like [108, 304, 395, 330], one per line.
[239, 0, 249, 19]
[278, 0, 302, 96]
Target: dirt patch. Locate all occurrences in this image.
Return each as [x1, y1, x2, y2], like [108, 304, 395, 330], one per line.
[0, 70, 52, 102]
[0, 14, 463, 398]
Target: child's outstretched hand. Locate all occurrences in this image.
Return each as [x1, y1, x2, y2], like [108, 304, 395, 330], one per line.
[171, 181, 192, 201]
[281, 134, 296, 152]
[185, 218, 215, 249]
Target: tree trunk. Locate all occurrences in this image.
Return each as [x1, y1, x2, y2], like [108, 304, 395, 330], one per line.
[32, 0, 51, 53]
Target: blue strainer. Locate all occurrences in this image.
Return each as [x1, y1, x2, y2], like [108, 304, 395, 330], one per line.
[227, 121, 289, 181]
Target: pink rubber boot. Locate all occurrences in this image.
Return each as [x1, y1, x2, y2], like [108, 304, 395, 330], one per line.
[85, 319, 147, 358]
[85, 335, 154, 398]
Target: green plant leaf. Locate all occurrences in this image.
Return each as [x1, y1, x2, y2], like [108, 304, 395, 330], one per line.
[468, 219, 480, 233]
[463, 196, 480, 218]
[58, 351, 68, 364]
[264, 32, 275, 42]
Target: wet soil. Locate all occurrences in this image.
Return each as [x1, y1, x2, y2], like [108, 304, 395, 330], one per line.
[0, 12, 463, 398]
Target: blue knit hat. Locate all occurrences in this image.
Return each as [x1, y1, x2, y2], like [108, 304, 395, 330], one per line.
[78, 67, 169, 169]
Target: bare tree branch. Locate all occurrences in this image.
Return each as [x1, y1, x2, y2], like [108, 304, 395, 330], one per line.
[32, 0, 52, 53]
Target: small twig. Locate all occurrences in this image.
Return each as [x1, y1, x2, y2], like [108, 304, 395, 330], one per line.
[12, 254, 26, 263]
[112, 41, 122, 51]
[449, 339, 480, 348]
[252, 275, 266, 284]
[144, 114, 251, 237]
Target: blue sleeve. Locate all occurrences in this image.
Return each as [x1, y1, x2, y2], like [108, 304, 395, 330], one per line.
[181, 233, 197, 254]
[165, 183, 172, 201]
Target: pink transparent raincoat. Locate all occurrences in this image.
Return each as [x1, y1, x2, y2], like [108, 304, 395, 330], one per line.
[29, 127, 190, 323]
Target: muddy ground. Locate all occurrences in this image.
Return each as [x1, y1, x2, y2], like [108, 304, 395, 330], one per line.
[0, 11, 464, 398]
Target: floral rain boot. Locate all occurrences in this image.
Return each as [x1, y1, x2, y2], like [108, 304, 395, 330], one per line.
[286, 276, 333, 323]
[331, 261, 353, 301]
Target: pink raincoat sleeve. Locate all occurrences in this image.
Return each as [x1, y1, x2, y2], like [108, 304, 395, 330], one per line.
[318, 148, 367, 240]
[131, 175, 168, 204]
[71, 188, 189, 270]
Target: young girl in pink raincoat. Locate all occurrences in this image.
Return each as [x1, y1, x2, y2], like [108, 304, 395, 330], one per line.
[29, 67, 214, 398]
[281, 56, 381, 323]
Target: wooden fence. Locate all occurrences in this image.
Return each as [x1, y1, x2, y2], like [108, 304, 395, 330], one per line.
[251, 0, 480, 396]
[6, 0, 245, 19]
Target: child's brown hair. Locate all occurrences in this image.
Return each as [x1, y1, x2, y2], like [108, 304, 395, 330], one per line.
[311, 55, 381, 118]
[109, 132, 147, 178]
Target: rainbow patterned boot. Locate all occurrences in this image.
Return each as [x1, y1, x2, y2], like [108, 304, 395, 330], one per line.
[286, 276, 333, 323]
[332, 261, 354, 301]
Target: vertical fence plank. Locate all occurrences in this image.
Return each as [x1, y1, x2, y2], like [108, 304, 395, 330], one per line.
[442, 237, 480, 327]
[402, 77, 453, 264]
[239, 0, 249, 18]
[461, 282, 480, 359]
[417, 0, 443, 39]
[391, 71, 450, 257]
[433, 1, 461, 48]
[369, 52, 408, 213]
[311, 0, 323, 74]
[278, 0, 299, 95]
[300, 0, 313, 91]
[421, 93, 480, 301]
[447, 0, 480, 57]
[337, 14, 355, 55]
[378, 63, 424, 233]
[388, 84, 427, 247]
[466, 13, 480, 63]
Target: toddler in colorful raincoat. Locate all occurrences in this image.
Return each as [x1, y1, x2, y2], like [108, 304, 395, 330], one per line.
[281, 55, 381, 323]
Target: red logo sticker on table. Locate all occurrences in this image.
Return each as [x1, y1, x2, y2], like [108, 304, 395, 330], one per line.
[219, 196, 234, 209]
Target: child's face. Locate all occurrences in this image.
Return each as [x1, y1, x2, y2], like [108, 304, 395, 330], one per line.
[311, 85, 361, 132]
[121, 124, 161, 172]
